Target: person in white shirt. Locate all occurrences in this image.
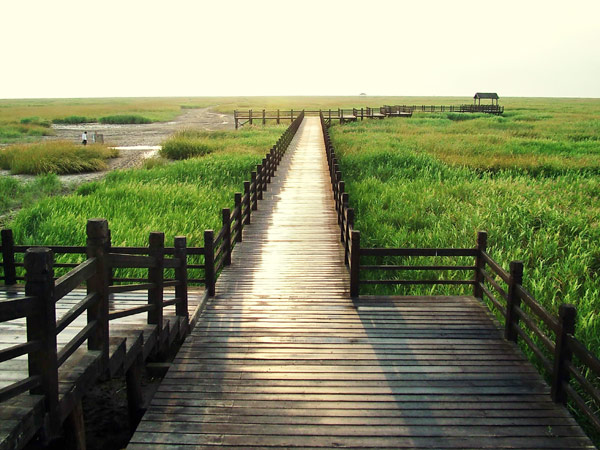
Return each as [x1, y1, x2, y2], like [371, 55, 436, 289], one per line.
[82, 131, 87, 146]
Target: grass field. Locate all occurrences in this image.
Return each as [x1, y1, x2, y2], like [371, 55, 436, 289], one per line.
[7, 125, 284, 251]
[0, 95, 535, 143]
[329, 99, 600, 354]
[0, 175, 66, 227]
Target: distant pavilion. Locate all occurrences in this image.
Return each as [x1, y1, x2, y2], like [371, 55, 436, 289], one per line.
[474, 92, 500, 106]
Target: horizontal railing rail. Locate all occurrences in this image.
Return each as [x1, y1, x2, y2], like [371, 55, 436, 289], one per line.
[321, 110, 600, 438]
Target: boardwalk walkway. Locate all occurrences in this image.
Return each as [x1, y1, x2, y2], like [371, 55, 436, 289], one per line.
[128, 118, 593, 449]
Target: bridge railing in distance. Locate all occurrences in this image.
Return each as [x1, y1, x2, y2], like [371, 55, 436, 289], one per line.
[320, 110, 600, 438]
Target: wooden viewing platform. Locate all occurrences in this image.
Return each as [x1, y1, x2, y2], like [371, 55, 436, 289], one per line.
[128, 117, 594, 449]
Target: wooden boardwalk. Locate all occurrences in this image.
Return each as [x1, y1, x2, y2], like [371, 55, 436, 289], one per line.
[129, 118, 593, 449]
[0, 286, 205, 449]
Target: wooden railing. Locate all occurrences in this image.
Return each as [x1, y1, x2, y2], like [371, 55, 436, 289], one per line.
[0, 111, 304, 442]
[235, 104, 504, 129]
[383, 104, 504, 114]
[321, 111, 600, 437]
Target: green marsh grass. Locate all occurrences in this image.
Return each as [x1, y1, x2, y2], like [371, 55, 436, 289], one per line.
[98, 114, 152, 124]
[330, 112, 600, 350]
[330, 106, 600, 442]
[7, 125, 284, 260]
[52, 115, 96, 124]
[0, 175, 64, 227]
[160, 127, 284, 160]
[0, 141, 118, 174]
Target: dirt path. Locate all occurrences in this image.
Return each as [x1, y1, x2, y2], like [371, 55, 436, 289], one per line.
[1, 108, 234, 184]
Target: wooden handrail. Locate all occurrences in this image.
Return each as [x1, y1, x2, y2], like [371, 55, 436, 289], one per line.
[54, 257, 98, 301]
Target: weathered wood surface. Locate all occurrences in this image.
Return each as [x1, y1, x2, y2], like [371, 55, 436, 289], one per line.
[0, 286, 205, 449]
[129, 117, 593, 448]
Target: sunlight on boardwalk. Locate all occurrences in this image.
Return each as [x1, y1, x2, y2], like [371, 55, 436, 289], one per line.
[128, 118, 593, 449]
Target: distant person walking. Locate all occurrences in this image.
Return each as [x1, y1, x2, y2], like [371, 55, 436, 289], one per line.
[82, 131, 87, 146]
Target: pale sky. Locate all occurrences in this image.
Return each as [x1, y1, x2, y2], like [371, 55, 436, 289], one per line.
[1, 0, 599, 99]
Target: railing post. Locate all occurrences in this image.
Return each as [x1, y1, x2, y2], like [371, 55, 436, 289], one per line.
[222, 208, 232, 266]
[1, 229, 17, 285]
[262, 158, 269, 184]
[350, 230, 360, 298]
[251, 171, 258, 210]
[24, 247, 60, 435]
[337, 181, 345, 224]
[86, 219, 110, 366]
[551, 304, 576, 404]
[277, 109, 280, 124]
[249, 109, 252, 125]
[234, 193, 243, 243]
[504, 261, 523, 342]
[256, 164, 264, 200]
[262, 109, 266, 125]
[473, 231, 487, 299]
[345, 208, 354, 265]
[341, 193, 349, 242]
[243, 181, 251, 225]
[148, 232, 165, 338]
[204, 230, 215, 296]
[174, 236, 188, 321]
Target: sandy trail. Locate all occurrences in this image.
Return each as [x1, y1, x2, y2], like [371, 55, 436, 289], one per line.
[1, 107, 234, 184]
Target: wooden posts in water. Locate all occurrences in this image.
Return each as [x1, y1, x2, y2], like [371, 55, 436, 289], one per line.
[473, 231, 487, 299]
[204, 230, 215, 296]
[1, 229, 16, 286]
[504, 261, 524, 342]
[24, 247, 60, 435]
[86, 219, 110, 365]
[551, 304, 576, 404]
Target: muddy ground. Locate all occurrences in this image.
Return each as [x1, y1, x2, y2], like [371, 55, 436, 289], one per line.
[1, 107, 234, 185]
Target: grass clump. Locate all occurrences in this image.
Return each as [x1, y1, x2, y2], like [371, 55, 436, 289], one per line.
[20, 117, 51, 127]
[98, 115, 152, 124]
[0, 141, 118, 175]
[52, 115, 96, 124]
[143, 156, 169, 169]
